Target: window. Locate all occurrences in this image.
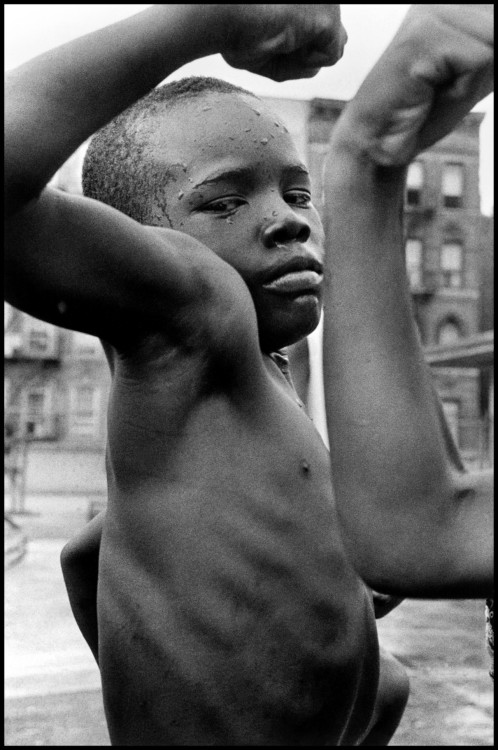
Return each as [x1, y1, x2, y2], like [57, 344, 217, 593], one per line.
[26, 319, 56, 357]
[441, 400, 460, 447]
[28, 327, 50, 354]
[405, 239, 423, 287]
[70, 385, 100, 437]
[23, 386, 53, 438]
[73, 331, 100, 358]
[406, 162, 424, 206]
[438, 319, 462, 345]
[442, 163, 464, 208]
[440, 242, 463, 288]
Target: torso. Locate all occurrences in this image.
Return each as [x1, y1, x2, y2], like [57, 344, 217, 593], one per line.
[98, 323, 379, 745]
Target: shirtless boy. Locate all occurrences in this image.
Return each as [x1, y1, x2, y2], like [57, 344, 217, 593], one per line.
[6, 5, 408, 745]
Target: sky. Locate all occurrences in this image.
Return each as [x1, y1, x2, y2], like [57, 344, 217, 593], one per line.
[5, 4, 494, 214]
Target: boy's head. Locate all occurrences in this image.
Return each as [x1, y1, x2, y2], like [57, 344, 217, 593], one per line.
[83, 77, 325, 351]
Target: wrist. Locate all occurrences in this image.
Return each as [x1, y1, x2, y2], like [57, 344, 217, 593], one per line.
[326, 122, 407, 196]
[170, 4, 235, 61]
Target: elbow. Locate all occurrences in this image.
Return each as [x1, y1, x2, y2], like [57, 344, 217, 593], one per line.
[60, 539, 78, 581]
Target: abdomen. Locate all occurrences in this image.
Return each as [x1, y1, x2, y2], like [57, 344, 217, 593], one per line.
[97, 480, 378, 746]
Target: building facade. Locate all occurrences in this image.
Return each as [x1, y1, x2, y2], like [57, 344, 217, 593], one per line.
[4, 96, 493, 494]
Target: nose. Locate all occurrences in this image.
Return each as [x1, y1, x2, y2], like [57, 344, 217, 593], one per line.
[262, 208, 311, 248]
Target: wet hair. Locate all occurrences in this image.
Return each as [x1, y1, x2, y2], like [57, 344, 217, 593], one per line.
[82, 77, 259, 224]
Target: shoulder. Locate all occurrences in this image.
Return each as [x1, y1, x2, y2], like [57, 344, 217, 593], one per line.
[118, 226, 263, 377]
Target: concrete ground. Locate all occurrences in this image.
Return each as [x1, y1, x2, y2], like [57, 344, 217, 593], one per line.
[5, 494, 494, 746]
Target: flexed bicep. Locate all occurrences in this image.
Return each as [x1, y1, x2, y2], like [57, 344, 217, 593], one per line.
[5, 187, 237, 350]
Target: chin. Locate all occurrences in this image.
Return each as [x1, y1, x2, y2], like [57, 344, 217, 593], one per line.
[259, 297, 322, 352]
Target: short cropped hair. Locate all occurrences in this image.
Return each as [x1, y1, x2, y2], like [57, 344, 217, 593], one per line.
[82, 77, 259, 224]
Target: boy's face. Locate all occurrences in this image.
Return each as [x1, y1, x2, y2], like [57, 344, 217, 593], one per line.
[146, 93, 325, 352]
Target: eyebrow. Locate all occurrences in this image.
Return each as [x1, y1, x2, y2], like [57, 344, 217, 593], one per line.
[193, 163, 311, 190]
[192, 167, 256, 190]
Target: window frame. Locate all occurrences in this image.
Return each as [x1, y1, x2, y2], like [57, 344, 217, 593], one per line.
[440, 241, 464, 288]
[442, 163, 464, 209]
[69, 383, 101, 438]
[405, 161, 424, 206]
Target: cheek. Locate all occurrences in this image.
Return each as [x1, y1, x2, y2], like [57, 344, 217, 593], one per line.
[184, 215, 256, 263]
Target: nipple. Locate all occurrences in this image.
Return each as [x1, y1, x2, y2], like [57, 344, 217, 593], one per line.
[300, 460, 310, 476]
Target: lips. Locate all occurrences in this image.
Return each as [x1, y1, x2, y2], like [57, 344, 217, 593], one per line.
[262, 256, 323, 295]
[263, 270, 322, 293]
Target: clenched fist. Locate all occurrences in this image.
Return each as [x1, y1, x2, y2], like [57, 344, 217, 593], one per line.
[219, 4, 347, 81]
[336, 4, 493, 165]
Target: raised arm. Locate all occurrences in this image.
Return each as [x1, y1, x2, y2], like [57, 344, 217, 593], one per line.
[5, 6, 232, 345]
[5, 4, 346, 344]
[322, 5, 493, 598]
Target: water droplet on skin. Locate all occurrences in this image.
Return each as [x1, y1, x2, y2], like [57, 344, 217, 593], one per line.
[202, 106, 212, 112]
[260, 138, 269, 145]
[283, 126, 289, 133]
[245, 128, 252, 132]
[301, 460, 310, 474]
[252, 109, 261, 116]
[177, 191, 184, 200]
[274, 122, 280, 128]
[229, 136, 235, 141]
[272, 211, 278, 217]
[226, 218, 234, 224]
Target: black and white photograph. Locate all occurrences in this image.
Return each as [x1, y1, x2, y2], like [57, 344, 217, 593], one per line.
[5, 4, 493, 746]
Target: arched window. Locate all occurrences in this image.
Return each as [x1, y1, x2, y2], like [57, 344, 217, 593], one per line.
[437, 318, 463, 345]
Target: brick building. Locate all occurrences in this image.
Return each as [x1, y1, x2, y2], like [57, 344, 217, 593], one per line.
[4, 96, 493, 493]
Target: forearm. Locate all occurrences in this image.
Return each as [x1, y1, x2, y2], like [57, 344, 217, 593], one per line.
[323, 136, 449, 496]
[322, 131, 492, 596]
[5, 4, 223, 213]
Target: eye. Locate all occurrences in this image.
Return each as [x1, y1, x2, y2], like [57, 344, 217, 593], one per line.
[201, 197, 246, 215]
[285, 190, 312, 208]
